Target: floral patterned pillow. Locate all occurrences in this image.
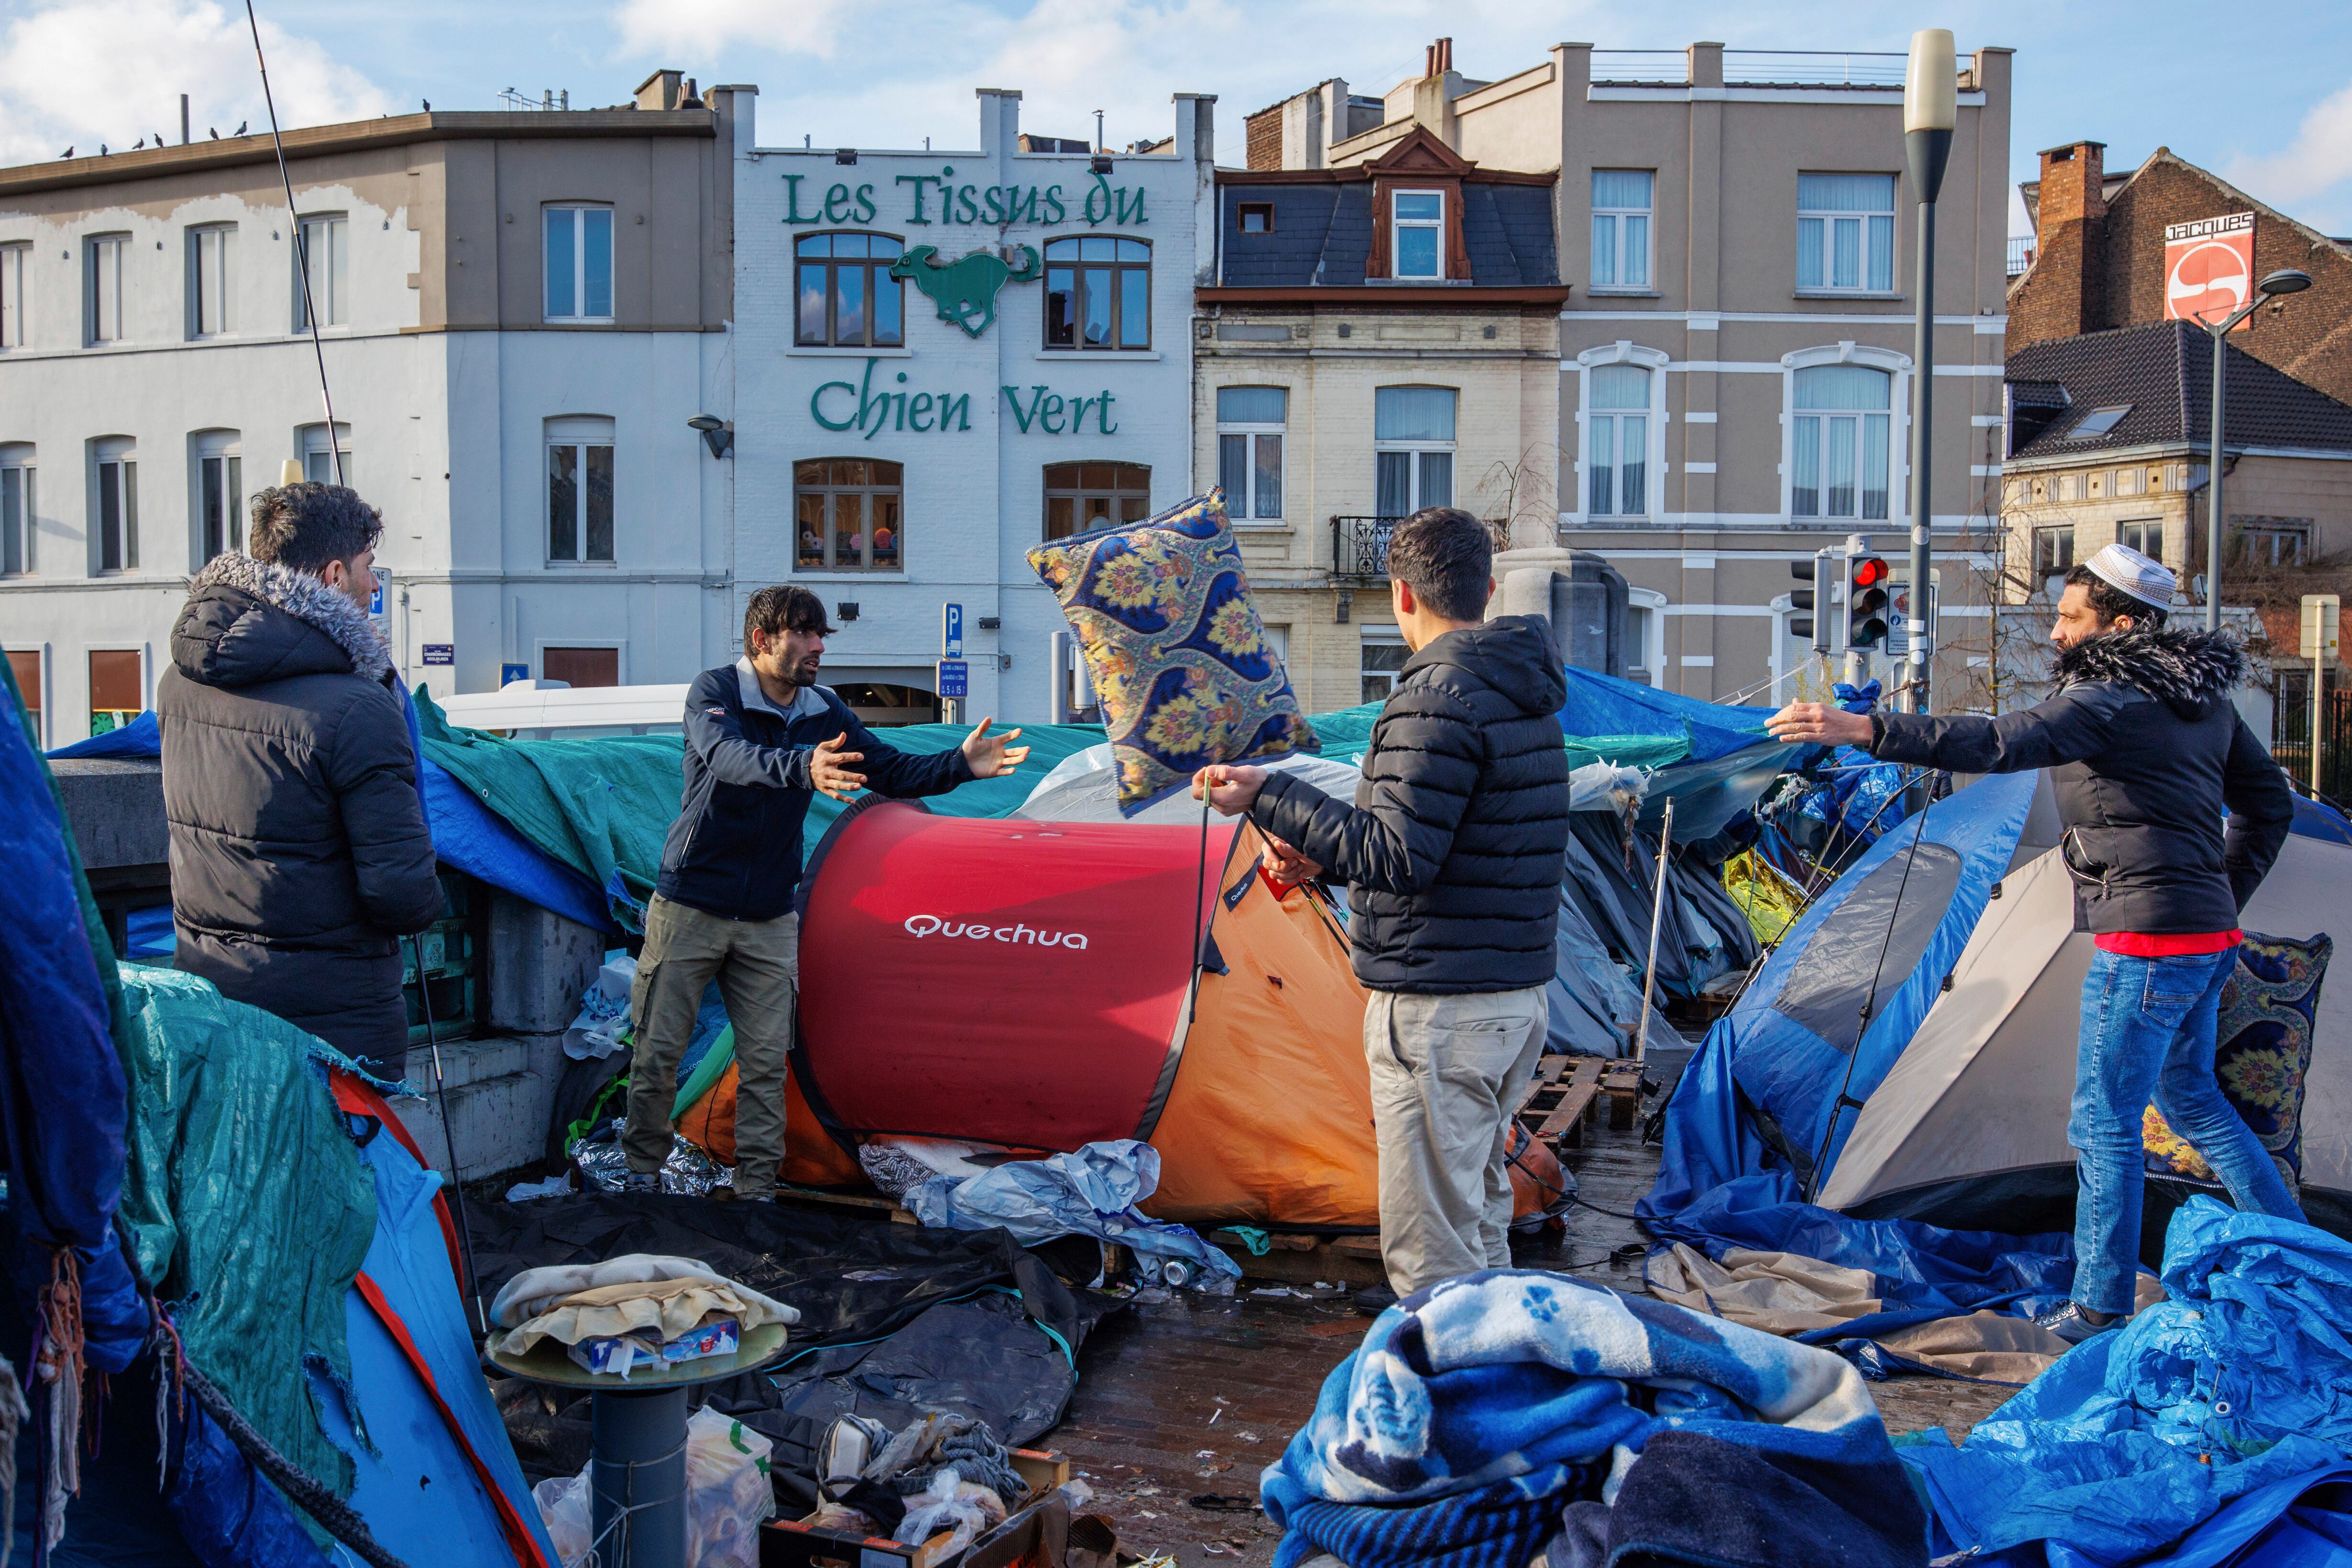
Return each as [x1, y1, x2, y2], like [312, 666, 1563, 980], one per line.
[1027, 489, 1317, 812]
[2144, 930, 2331, 1191]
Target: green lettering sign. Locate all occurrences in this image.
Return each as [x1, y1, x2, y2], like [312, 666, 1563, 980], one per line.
[782, 174, 821, 224]
[787, 165, 1148, 229]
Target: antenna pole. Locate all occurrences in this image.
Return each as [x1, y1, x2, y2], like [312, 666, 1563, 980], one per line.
[244, 0, 343, 487]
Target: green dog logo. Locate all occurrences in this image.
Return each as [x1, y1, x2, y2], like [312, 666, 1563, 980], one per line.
[889, 244, 1044, 339]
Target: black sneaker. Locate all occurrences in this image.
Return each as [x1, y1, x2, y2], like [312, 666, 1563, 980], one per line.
[1351, 1283, 1398, 1317]
[2033, 1301, 2121, 1345]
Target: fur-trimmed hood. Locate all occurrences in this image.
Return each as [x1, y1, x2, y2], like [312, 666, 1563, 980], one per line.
[2052, 625, 2248, 718]
[171, 551, 392, 689]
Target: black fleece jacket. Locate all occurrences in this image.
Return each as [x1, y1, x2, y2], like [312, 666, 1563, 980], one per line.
[1250, 616, 1570, 993]
[1868, 627, 2294, 934]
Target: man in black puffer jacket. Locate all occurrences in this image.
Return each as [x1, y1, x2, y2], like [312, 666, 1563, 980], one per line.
[1195, 508, 1569, 1300]
[1770, 543, 2298, 1343]
[158, 484, 442, 1077]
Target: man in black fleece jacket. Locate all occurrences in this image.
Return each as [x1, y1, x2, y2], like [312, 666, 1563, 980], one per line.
[1195, 508, 1569, 1300]
[1769, 543, 2297, 1341]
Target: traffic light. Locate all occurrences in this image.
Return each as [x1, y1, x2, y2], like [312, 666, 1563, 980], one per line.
[1789, 554, 1829, 653]
[1846, 554, 1890, 651]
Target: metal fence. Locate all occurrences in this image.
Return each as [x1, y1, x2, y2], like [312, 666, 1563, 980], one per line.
[1331, 515, 1400, 583]
[1587, 50, 1913, 87]
[2273, 667, 2352, 802]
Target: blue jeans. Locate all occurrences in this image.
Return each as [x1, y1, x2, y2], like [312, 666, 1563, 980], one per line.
[2069, 946, 2307, 1314]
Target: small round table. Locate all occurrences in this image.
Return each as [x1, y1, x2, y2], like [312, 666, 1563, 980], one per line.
[488, 1322, 791, 1568]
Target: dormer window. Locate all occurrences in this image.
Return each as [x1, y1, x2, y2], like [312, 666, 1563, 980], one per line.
[1238, 202, 1274, 234]
[1391, 192, 1444, 279]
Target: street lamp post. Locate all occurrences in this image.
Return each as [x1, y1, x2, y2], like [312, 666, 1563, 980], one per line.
[1902, 31, 1956, 715]
[2198, 267, 2313, 630]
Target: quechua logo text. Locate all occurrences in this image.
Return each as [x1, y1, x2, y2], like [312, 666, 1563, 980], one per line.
[901, 914, 1089, 950]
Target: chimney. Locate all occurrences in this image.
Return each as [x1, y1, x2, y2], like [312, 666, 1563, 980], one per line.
[634, 69, 683, 111]
[2032, 140, 2108, 338]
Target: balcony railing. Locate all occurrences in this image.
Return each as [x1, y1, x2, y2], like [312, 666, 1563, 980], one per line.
[1331, 515, 1400, 583]
[1588, 49, 1921, 89]
[2007, 236, 2035, 278]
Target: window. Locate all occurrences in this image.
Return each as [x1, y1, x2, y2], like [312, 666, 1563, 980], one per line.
[1043, 462, 1152, 541]
[0, 244, 26, 349]
[1796, 174, 1896, 293]
[295, 215, 346, 330]
[2032, 525, 2075, 596]
[1, 447, 32, 576]
[2067, 405, 2130, 440]
[796, 233, 904, 347]
[1216, 387, 1285, 522]
[546, 417, 614, 563]
[1361, 630, 1408, 705]
[1044, 238, 1150, 350]
[1590, 171, 1653, 291]
[2118, 519, 2163, 561]
[1626, 592, 1666, 686]
[2237, 519, 2311, 567]
[1374, 386, 1456, 516]
[544, 206, 612, 323]
[5, 650, 39, 743]
[300, 423, 351, 486]
[543, 647, 620, 689]
[188, 225, 235, 338]
[94, 438, 136, 572]
[1238, 203, 1274, 234]
[86, 234, 125, 344]
[1586, 364, 1651, 517]
[195, 432, 241, 563]
[88, 649, 142, 736]
[1790, 364, 1891, 520]
[796, 458, 903, 571]
[1390, 192, 1443, 279]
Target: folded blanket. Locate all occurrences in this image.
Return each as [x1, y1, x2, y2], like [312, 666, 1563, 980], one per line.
[490, 1253, 798, 1330]
[1262, 1270, 1912, 1568]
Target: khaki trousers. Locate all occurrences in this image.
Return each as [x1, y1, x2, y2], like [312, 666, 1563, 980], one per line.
[622, 895, 799, 1199]
[1364, 985, 1550, 1296]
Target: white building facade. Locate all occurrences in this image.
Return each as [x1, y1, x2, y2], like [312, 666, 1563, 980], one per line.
[732, 90, 1215, 722]
[0, 77, 742, 746]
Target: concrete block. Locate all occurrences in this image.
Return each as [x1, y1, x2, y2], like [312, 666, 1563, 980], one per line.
[392, 1030, 566, 1181]
[49, 758, 168, 869]
[487, 892, 610, 1034]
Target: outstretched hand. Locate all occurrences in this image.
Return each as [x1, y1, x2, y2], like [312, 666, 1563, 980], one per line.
[1764, 702, 1875, 749]
[961, 717, 1031, 778]
[810, 731, 868, 800]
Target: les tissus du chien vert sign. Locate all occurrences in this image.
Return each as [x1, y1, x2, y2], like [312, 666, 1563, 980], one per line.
[788, 166, 1154, 441]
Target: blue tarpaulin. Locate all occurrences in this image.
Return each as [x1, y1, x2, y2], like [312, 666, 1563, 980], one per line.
[1555, 665, 1778, 763]
[1903, 1198, 2352, 1567]
[1639, 771, 2078, 1316]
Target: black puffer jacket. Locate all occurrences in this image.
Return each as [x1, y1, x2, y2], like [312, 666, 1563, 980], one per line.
[157, 553, 442, 1073]
[1251, 617, 1570, 993]
[1869, 627, 2294, 934]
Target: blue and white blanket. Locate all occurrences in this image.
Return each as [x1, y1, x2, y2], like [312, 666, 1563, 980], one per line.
[1261, 1270, 1913, 1568]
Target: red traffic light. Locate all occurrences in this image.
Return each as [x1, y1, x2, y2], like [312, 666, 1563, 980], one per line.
[1851, 556, 1890, 589]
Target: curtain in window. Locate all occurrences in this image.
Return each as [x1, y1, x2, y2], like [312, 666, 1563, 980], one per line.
[1795, 365, 1890, 411]
[1218, 386, 1286, 424]
[1797, 174, 1895, 211]
[1589, 419, 1616, 516]
[1219, 434, 1248, 505]
[1588, 364, 1650, 517]
[1376, 452, 1412, 517]
[1374, 387, 1457, 442]
[1592, 363, 1649, 410]
[1418, 451, 1452, 509]
[1592, 172, 1653, 290]
[1793, 366, 1891, 519]
[1253, 436, 1283, 519]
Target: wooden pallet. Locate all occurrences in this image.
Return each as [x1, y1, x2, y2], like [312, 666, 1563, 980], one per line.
[1516, 1056, 1607, 1150]
[1600, 1062, 1646, 1130]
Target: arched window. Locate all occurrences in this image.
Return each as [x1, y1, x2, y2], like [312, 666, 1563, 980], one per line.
[797, 458, 903, 571]
[1, 443, 34, 577]
[1587, 364, 1651, 517]
[92, 435, 136, 572]
[1044, 238, 1150, 350]
[796, 233, 904, 347]
[1791, 364, 1891, 520]
[1043, 462, 1151, 541]
[299, 421, 351, 487]
[193, 429, 242, 563]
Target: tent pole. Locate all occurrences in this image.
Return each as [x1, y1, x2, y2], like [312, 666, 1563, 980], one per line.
[1632, 798, 1675, 1064]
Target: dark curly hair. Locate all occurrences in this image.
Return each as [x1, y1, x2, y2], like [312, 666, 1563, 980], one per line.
[2064, 562, 2168, 630]
[743, 584, 836, 653]
[247, 483, 383, 574]
[1386, 507, 1496, 622]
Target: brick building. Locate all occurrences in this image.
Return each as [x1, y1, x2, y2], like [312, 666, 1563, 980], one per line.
[2010, 141, 2352, 406]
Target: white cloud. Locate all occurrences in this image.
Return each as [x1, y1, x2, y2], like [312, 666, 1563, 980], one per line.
[0, 0, 395, 169]
[2225, 80, 2352, 217]
[613, 0, 862, 62]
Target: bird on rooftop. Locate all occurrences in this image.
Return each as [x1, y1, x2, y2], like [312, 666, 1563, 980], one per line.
[133, 136, 145, 149]
[60, 146, 73, 158]
[100, 144, 108, 156]
[422, 99, 431, 111]
[153, 132, 166, 146]
[208, 127, 219, 139]
[233, 121, 247, 135]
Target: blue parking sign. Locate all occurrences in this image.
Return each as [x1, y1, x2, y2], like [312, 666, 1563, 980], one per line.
[936, 659, 968, 700]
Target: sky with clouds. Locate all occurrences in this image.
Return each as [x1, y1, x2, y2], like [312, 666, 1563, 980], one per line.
[4, 0, 2351, 239]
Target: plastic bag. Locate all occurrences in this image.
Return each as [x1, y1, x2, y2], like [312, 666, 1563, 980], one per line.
[894, 1465, 1009, 1559]
[533, 1406, 777, 1567]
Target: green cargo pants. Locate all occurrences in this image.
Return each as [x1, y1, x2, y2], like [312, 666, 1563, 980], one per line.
[622, 894, 799, 1199]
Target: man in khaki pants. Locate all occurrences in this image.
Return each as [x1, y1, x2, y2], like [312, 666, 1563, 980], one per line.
[623, 585, 1027, 1200]
[1195, 510, 1570, 1306]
